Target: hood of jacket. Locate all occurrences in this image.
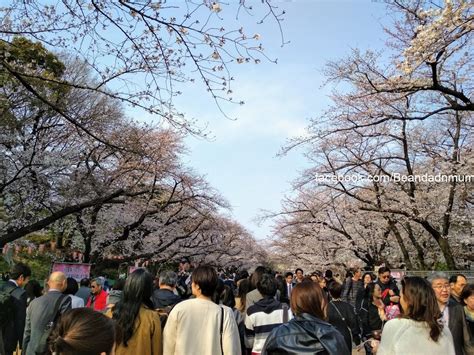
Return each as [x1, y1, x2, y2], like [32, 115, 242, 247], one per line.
[153, 288, 181, 308]
[252, 296, 282, 314]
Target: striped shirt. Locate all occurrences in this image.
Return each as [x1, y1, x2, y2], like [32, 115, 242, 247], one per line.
[245, 297, 292, 354]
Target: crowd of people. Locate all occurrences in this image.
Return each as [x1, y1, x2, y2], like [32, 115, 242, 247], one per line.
[1, 260, 473, 355]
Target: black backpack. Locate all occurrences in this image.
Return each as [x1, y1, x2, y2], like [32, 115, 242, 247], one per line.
[0, 283, 16, 328]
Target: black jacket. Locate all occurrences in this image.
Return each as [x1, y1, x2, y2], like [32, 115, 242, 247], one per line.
[152, 288, 181, 309]
[327, 300, 361, 350]
[1, 281, 27, 353]
[376, 279, 399, 306]
[448, 299, 474, 355]
[261, 313, 350, 355]
[358, 299, 384, 338]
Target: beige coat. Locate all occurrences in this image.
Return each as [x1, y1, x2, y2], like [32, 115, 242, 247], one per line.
[106, 306, 162, 355]
[163, 298, 240, 355]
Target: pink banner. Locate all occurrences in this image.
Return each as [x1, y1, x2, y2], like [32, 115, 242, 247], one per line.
[52, 262, 91, 281]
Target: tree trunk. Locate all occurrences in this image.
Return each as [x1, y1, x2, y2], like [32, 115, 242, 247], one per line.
[404, 223, 426, 269]
[388, 220, 413, 269]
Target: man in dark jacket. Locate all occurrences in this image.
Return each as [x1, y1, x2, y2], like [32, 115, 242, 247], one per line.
[75, 277, 91, 305]
[429, 272, 473, 355]
[0, 263, 31, 355]
[376, 267, 400, 306]
[22, 271, 72, 355]
[342, 267, 364, 308]
[152, 270, 181, 309]
[280, 272, 294, 305]
[176, 257, 192, 299]
[450, 274, 467, 306]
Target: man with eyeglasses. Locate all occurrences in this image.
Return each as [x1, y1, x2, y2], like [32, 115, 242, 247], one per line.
[428, 272, 473, 355]
[376, 267, 400, 306]
[85, 278, 108, 312]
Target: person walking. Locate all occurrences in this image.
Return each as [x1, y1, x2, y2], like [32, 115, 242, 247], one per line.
[461, 284, 474, 349]
[261, 280, 349, 355]
[22, 272, 72, 355]
[75, 278, 91, 305]
[376, 276, 455, 355]
[342, 268, 364, 308]
[152, 270, 181, 309]
[0, 263, 31, 355]
[428, 272, 473, 355]
[64, 277, 84, 309]
[280, 272, 294, 305]
[245, 274, 292, 354]
[355, 272, 375, 314]
[450, 274, 468, 306]
[163, 265, 240, 355]
[327, 282, 361, 351]
[108, 269, 162, 355]
[245, 266, 266, 311]
[86, 278, 108, 312]
[376, 267, 400, 307]
[358, 283, 386, 355]
[47, 307, 116, 355]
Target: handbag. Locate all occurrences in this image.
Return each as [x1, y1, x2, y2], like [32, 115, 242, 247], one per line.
[381, 289, 400, 320]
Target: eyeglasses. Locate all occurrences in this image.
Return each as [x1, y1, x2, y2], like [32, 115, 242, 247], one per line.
[380, 275, 390, 279]
[432, 284, 450, 290]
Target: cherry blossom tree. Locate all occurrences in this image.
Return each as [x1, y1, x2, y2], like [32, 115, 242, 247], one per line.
[0, 1, 284, 137]
[272, 0, 473, 270]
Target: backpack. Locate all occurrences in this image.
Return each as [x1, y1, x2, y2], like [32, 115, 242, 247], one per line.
[0, 284, 16, 328]
[156, 304, 175, 330]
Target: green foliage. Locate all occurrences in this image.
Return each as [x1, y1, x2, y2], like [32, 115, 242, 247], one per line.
[0, 252, 53, 282]
[0, 37, 65, 80]
[0, 36, 69, 128]
[24, 233, 54, 245]
[433, 262, 449, 271]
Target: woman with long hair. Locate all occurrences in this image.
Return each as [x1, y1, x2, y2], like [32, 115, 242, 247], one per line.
[358, 282, 386, 354]
[235, 278, 249, 316]
[48, 308, 116, 355]
[376, 276, 455, 354]
[355, 273, 374, 314]
[108, 269, 162, 355]
[163, 265, 240, 354]
[327, 282, 361, 351]
[261, 280, 349, 355]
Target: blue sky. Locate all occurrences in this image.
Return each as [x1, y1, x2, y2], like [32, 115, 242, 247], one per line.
[142, 0, 394, 240]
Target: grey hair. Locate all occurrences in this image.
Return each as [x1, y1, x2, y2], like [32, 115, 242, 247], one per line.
[426, 272, 448, 284]
[159, 270, 178, 287]
[92, 277, 104, 287]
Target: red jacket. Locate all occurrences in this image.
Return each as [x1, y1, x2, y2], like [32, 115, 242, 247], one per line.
[86, 289, 108, 311]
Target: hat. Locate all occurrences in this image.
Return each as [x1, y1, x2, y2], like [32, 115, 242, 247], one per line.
[179, 257, 190, 264]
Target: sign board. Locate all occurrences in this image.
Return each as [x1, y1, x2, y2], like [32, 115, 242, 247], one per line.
[51, 262, 91, 281]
